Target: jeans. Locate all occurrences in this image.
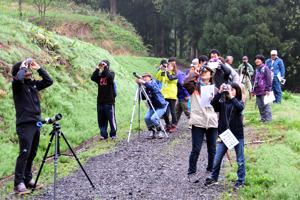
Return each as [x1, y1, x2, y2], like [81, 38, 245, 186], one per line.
[188, 126, 218, 174]
[163, 99, 177, 125]
[97, 104, 117, 138]
[211, 139, 246, 183]
[14, 123, 40, 186]
[175, 99, 190, 124]
[144, 103, 168, 128]
[256, 95, 272, 122]
[272, 76, 282, 103]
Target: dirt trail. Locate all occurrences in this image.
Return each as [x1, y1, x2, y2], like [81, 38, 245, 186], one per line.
[34, 119, 225, 200]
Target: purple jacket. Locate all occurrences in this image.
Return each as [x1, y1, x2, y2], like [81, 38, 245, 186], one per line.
[177, 70, 190, 100]
[253, 64, 272, 96]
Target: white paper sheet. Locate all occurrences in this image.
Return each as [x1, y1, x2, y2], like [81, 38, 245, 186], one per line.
[219, 129, 239, 150]
[200, 85, 215, 107]
[263, 91, 275, 105]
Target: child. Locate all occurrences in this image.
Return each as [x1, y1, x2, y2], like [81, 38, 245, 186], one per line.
[205, 83, 245, 190]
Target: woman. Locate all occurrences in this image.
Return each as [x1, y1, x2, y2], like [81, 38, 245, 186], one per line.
[205, 83, 245, 190]
[156, 61, 178, 133]
[183, 63, 218, 183]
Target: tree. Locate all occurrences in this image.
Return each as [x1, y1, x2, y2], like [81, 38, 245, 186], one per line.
[33, 0, 54, 25]
[18, 0, 23, 19]
[110, 0, 117, 16]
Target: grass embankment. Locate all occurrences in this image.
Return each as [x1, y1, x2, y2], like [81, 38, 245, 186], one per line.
[0, 14, 159, 194]
[224, 93, 300, 199]
[0, 0, 147, 55]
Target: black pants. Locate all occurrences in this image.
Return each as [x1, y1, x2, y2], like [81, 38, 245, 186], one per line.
[188, 126, 218, 174]
[97, 104, 117, 138]
[163, 99, 177, 125]
[14, 123, 40, 186]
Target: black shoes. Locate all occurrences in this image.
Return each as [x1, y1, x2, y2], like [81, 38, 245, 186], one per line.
[204, 178, 218, 186]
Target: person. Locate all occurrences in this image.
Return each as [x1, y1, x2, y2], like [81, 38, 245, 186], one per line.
[176, 68, 190, 124]
[91, 60, 117, 140]
[136, 73, 168, 139]
[155, 59, 168, 89]
[12, 58, 53, 194]
[183, 63, 218, 183]
[265, 50, 285, 103]
[208, 49, 232, 89]
[156, 57, 178, 133]
[252, 55, 272, 122]
[238, 56, 254, 98]
[205, 83, 245, 190]
[225, 55, 240, 84]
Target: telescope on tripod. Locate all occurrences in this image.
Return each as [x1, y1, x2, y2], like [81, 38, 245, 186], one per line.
[33, 113, 95, 200]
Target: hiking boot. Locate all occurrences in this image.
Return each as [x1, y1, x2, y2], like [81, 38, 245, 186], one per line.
[204, 178, 218, 186]
[233, 181, 245, 191]
[26, 179, 43, 190]
[169, 124, 177, 133]
[188, 173, 199, 183]
[14, 182, 31, 195]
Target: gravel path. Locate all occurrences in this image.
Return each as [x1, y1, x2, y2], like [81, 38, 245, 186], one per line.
[34, 119, 225, 200]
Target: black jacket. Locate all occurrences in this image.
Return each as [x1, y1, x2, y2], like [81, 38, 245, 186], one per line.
[12, 68, 53, 126]
[91, 68, 115, 104]
[214, 63, 231, 89]
[211, 93, 244, 139]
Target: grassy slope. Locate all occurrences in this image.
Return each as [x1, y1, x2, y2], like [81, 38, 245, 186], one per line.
[0, 0, 147, 55]
[224, 93, 300, 199]
[0, 14, 159, 181]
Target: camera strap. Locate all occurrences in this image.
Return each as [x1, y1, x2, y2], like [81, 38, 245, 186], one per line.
[225, 106, 234, 129]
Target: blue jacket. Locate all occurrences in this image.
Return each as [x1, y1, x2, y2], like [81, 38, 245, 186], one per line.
[177, 70, 190, 100]
[265, 57, 285, 78]
[143, 80, 168, 109]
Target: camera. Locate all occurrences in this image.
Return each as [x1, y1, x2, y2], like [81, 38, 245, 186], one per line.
[24, 58, 33, 67]
[42, 113, 62, 124]
[221, 84, 231, 94]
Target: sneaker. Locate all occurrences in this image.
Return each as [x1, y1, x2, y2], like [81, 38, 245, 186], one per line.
[14, 182, 31, 195]
[204, 178, 218, 186]
[233, 181, 245, 191]
[26, 179, 43, 190]
[188, 173, 199, 183]
[169, 124, 177, 133]
[157, 131, 164, 139]
[146, 131, 155, 139]
[99, 136, 108, 141]
[111, 136, 117, 140]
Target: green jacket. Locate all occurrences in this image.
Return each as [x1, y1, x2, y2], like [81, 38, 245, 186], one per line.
[155, 69, 178, 99]
[238, 62, 254, 77]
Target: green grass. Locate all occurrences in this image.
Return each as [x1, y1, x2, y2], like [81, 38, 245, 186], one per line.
[0, 13, 159, 191]
[224, 93, 300, 199]
[0, 0, 147, 55]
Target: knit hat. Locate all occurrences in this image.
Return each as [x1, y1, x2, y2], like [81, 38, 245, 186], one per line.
[270, 50, 278, 55]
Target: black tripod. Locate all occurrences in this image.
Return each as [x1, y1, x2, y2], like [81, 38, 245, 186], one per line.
[33, 120, 95, 199]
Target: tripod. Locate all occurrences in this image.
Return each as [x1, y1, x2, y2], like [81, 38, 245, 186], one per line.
[127, 85, 168, 142]
[33, 122, 95, 199]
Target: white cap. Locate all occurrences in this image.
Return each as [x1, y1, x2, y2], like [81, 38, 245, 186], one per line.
[190, 58, 199, 67]
[270, 50, 278, 55]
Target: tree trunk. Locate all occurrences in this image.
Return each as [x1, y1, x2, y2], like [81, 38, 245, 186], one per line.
[110, 0, 117, 16]
[160, 28, 165, 56]
[18, 0, 23, 19]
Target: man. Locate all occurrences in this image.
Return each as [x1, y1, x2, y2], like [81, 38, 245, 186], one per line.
[136, 73, 168, 139]
[91, 60, 117, 140]
[225, 55, 240, 84]
[208, 49, 231, 88]
[238, 56, 254, 98]
[12, 58, 53, 194]
[265, 50, 285, 103]
[252, 55, 272, 122]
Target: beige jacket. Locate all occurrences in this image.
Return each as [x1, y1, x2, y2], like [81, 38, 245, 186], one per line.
[189, 91, 218, 129]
